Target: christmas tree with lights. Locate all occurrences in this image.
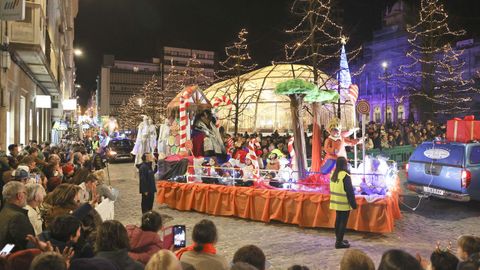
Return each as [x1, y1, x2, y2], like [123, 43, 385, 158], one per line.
[141, 76, 165, 125]
[394, 0, 479, 118]
[163, 61, 187, 106]
[216, 29, 258, 135]
[185, 54, 212, 89]
[117, 76, 165, 130]
[117, 94, 144, 130]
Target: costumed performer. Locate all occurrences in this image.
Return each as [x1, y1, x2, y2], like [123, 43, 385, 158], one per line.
[132, 115, 154, 165]
[157, 117, 173, 158]
[321, 118, 364, 175]
[148, 118, 157, 153]
[191, 109, 227, 162]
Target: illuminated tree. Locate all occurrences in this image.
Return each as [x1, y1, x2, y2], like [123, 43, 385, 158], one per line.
[185, 54, 212, 89]
[390, 0, 479, 118]
[117, 94, 143, 130]
[163, 62, 187, 106]
[216, 29, 258, 135]
[141, 76, 165, 125]
[284, 0, 361, 173]
[117, 76, 165, 130]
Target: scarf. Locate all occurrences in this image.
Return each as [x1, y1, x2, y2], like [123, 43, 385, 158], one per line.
[175, 243, 217, 259]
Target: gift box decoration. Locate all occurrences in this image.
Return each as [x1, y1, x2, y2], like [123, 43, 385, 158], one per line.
[446, 115, 480, 143]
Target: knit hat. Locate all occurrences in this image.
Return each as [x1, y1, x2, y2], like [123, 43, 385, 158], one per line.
[70, 258, 119, 270]
[62, 163, 74, 175]
[14, 168, 30, 180]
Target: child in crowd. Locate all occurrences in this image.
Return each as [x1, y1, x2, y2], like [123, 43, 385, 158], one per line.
[456, 235, 480, 269]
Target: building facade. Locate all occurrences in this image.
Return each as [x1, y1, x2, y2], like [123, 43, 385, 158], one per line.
[0, 0, 78, 148]
[354, 1, 412, 124]
[162, 46, 215, 101]
[99, 47, 216, 119]
[99, 55, 161, 117]
[354, 1, 480, 123]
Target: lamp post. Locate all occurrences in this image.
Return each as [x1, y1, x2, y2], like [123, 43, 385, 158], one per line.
[74, 49, 83, 57]
[382, 61, 388, 124]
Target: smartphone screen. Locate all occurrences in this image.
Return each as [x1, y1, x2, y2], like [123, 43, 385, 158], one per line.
[173, 225, 186, 248]
[0, 244, 15, 256]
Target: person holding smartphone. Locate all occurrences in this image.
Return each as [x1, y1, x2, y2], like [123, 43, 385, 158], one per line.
[175, 219, 228, 270]
[139, 153, 156, 213]
[329, 157, 357, 249]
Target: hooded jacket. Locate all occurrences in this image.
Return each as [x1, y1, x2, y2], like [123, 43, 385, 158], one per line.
[126, 225, 163, 265]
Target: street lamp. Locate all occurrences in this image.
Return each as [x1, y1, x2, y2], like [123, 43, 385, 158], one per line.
[382, 61, 388, 124]
[74, 49, 83, 57]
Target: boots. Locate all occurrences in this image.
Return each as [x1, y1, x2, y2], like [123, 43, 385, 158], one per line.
[335, 240, 350, 249]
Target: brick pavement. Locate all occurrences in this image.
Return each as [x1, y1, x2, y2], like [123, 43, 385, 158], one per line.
[109, 162, 480, 269]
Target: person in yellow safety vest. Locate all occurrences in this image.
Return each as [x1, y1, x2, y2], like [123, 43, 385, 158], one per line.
[329, 157, 357, 249]
[92, 136, 100, 152]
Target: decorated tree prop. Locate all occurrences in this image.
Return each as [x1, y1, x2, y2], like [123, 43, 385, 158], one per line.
[284, 0, 362, 174]
[388, 0, 479, 118]
[216, 29, 258, 135]
[275, 79, 323, 179]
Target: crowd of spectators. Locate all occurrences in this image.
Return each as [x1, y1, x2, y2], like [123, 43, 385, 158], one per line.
[361, 120, 447, 150]
[0, 124, 474, 270]
[1, 200, 479, 270]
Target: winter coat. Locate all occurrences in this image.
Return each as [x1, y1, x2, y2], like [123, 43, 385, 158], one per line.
[126, 225, 163, 265]
[32, 230, 94, 259]
[139, 162, 156, 194]
[24, 205, 43, 235]
[180, 251, 229, 270]
[96, 249, 144, 270]
[0, 203, 35, 252]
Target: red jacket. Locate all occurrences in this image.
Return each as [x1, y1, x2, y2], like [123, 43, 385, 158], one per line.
[126, 225, 163, 265]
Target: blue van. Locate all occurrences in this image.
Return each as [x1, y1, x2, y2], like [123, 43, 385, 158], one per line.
[406, 141, 480, 201]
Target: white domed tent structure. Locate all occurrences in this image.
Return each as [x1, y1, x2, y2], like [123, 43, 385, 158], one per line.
[204, 64, 354, 133]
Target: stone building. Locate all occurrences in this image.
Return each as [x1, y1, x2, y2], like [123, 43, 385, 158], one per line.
[98, 47, 215, 119]
[0, 0, 78, 147]
[354, 1, 480, 123]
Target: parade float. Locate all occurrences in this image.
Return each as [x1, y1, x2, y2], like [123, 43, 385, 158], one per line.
[155, 51, 401, 233]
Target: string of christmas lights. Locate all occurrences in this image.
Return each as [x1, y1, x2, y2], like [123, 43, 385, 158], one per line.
[387, 0, 479, 115]
[215, 28, 258, 135]
[117, 76, 166, 129]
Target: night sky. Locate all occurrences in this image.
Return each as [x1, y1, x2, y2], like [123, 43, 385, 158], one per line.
[74, 0, 480, 106]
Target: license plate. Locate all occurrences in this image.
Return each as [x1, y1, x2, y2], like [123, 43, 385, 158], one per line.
[423, 186, 445, 196]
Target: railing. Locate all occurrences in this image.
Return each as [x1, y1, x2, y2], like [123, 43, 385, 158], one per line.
[347, 145, 415, 166]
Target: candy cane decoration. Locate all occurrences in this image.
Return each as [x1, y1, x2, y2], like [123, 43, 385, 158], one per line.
[226, 137, 234, 155]
[179, 86, 196, 150]
[212, 95, 232, 128]
[288, 137, 297, 171]
[246, 138, 260, 181]
[212, 95, 232, 108]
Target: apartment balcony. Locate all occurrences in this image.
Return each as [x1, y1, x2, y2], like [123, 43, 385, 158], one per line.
[7, 2, 59, 96]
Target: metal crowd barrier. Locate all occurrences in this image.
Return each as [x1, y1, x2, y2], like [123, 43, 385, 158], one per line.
[347, 145, 414, 166]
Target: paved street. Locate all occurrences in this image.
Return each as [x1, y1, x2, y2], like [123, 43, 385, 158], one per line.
[109, 162, 480, 269]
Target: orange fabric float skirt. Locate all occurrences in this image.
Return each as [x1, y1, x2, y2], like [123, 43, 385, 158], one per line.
[156, 181, 401, 233]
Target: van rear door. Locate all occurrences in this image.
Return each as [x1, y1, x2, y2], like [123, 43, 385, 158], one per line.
[408, 142, 465, 193]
